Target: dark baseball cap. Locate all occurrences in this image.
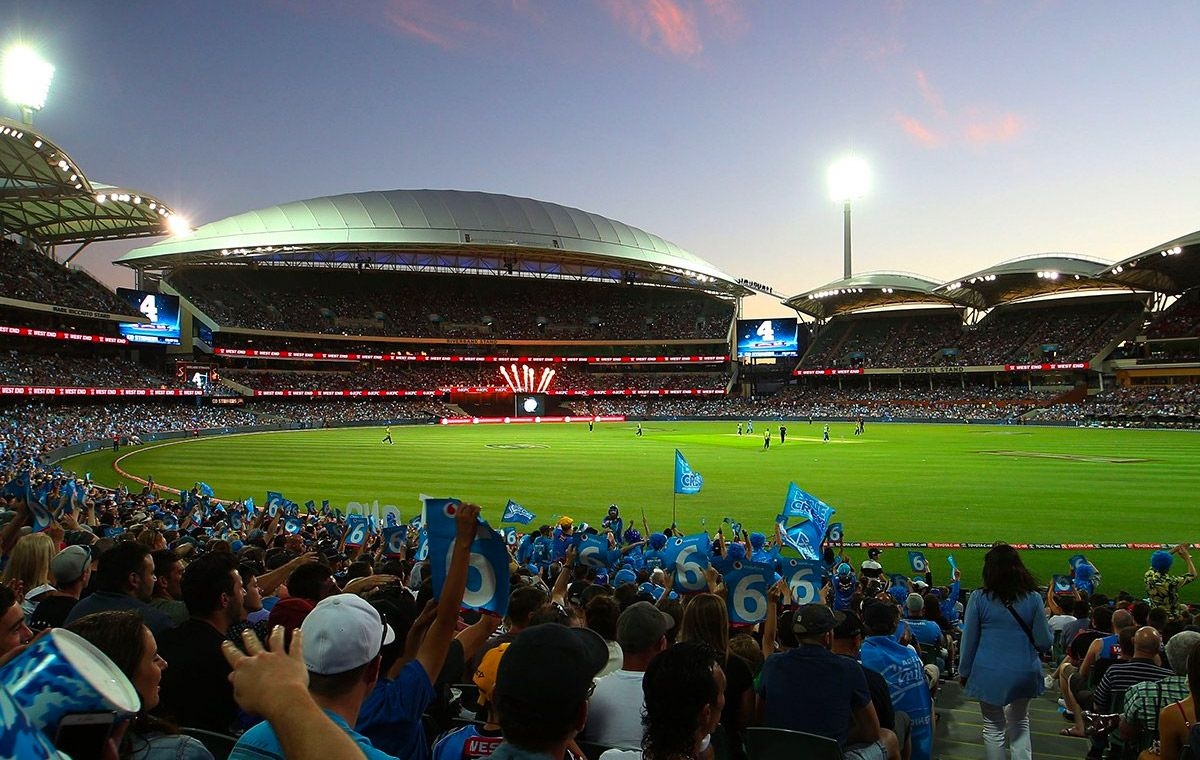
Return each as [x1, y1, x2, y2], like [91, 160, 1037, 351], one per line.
[616, 601, 675, 653]
[792, 604, 836, 636]
[494, 623, 608, 725]
[832, 610, 863, 640]
[862, 600, 899, 634]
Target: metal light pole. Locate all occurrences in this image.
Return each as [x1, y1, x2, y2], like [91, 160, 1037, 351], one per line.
[828, 156, 870, 280]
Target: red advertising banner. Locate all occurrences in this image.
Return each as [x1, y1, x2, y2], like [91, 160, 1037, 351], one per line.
[214, 348, 728, 364]
[1004, 362, 1090, 372]
[251, 388, 725, 397]
[0, 386, 201, 396]
[0, 325, 127, 344]
[794, 368, 865, 376]
[439, 415, 627, 425]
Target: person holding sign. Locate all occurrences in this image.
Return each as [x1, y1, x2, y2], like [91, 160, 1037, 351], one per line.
[358, 503, 481, 760]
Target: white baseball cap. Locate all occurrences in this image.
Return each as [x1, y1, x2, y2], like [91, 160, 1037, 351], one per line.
[300, 593, 396, 675]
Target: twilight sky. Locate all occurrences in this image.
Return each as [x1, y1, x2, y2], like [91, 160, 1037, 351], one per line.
[4, 1, 1197, 317]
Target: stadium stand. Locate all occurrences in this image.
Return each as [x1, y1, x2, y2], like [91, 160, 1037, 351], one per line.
[0, 239, 137, 315]
[169, 267, 734, 341]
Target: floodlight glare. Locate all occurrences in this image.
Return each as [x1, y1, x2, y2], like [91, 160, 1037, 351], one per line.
[828, 156, 870, 203]
[2, 46, 55, 120]
[165, 214, 193, 237]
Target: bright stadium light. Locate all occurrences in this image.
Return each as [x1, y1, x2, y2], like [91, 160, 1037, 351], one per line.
[165, 214, 193, 237]
[828, 156, 870, 279]
[2, 46, 55, 125]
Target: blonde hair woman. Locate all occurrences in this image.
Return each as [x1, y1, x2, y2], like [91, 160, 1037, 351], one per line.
[2, 532, 57, 618]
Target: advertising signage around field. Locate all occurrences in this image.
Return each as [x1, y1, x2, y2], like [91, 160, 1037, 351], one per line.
[116, 288, 182, 345]
[736, 318, 800, 358]
[1004, 362, 1090, 372]
[440, 415, 627, 425]
[0, 386, 202, 396]
[251, 388, 727, 397]
[212, 348, 729, 364]
[794, 368, 864, 376]
[0, 325, 127, 344]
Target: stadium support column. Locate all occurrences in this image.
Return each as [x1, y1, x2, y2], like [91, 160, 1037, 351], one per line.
[843, 201, 852, 280]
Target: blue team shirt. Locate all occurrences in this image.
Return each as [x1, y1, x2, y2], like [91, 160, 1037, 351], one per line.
[861, 636, 934, 760]
[357, 659, 436, 760]
[431, 724, 503, 760]
[230, 708, 395, 760]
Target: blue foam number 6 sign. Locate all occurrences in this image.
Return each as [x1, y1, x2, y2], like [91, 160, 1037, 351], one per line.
[784, 559, 823, 605]
[345, 517, 368, 547]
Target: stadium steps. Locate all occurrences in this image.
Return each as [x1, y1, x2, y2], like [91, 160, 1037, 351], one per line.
[933, 680, 1088, 759]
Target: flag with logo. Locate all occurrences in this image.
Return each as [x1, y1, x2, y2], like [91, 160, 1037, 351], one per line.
[673, 450, 704, 495]
[781, 482, 835, 531]
[197, 482, 215, 498]
[502, 499, 535, 525]
[779, 519, 821, 561]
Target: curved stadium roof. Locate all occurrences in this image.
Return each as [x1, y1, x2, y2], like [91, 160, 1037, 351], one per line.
[934, 253, 1126, 309]
[118, 189, 751, 296]
[0, 117, 178, 246]
[785, 271, 962, 319]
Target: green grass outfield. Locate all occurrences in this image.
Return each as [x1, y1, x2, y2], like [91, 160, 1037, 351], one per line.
[65, 420, 1200, 601]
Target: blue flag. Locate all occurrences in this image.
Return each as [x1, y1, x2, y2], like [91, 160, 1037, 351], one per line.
[723, 560, 774, 623]
[780, 519, 821, 561]
[244, 497, 255, 514]
[664, 533, 711, 592]
[197, 482, 214, 498]
[382, 526, 407, 558]
[908, 551, 929, 574]
[782, 483, 835, 535]
[573, 532, 618, 570]
[502, 499, 535, 525]
[429, 519, 511, 617]
[1067, 554, 1089, 569]
[781, 557, 825, 605]
[673, 450, 704, 495]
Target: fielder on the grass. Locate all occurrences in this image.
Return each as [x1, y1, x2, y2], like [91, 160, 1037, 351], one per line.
[382, 425, 393, 445]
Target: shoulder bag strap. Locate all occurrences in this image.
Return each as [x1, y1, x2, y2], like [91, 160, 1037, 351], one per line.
[1003, 599, 1038, 648]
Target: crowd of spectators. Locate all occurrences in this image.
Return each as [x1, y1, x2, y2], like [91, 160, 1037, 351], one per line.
[1, 349, 185, 389]
[223, 366, 731, 393]
[251, 399, 459, 425]
[1145, 292, 1200, 340]
[801, 300, 1145, 369]
[0, 239, 138, 315]
[170, 267, 735, 341]
[1038, 384, 1200, 426]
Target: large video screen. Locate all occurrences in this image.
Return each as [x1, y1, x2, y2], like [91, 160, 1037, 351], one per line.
[735, 318, 799, 358]
[117, 289, 181, 345]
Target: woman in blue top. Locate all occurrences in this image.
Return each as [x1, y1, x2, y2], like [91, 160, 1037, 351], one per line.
[957, 544, 1052, 760]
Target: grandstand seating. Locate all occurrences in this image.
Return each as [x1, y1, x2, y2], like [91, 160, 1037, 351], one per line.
[800, 299, 1144, 368]
[1145, 290, 1200, 339]
[0, 347, 187, 389]
[0, 239, 138, 315]
[169, 267, 735, 341]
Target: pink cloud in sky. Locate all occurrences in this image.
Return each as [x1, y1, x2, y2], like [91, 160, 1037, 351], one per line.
[965, 113, 1024, 144]
[914, 69, 945, 116]
[702, 0, 750, 39]
[894, 113, 941, 147]
[602, 0, 704, 59]
[381, 0, 495, 50]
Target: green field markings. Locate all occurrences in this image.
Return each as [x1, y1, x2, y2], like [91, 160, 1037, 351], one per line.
[979, 450, 1151, 464]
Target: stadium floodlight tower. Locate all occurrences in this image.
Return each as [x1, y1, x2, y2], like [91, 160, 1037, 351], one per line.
[2, 45, 55, 125]
[828, 155, 870, 279]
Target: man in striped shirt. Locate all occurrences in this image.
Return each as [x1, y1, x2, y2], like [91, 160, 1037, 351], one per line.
[1119, 631, 1200, 752]
[1088, 627, 1172, 760]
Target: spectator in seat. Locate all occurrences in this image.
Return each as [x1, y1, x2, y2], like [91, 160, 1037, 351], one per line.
[284, 561, 338, 604]
[156, 552, 246, 734]
[830, 610, 907, 757]
[230, 593, 399, 760]
[677, 593, 755, 760]
[602, 641, 726, 760]
[432, 643, 508, 760]
[30, 544, 90, 631]
[149, 548, 189, 626]
[757, 603, 901, 760]
[1146, 547, 1196, 616]
[1120, 630, 1200, 753]
[65, 541, 175, 637]
[470, 584, 548, 671]
[584, 600, 674, 748]
[1155, 639, 1200, 760]
[0, 584, 32, 666]
[69, 610, 213, 760]
[487, 622, 609, 760]
[861, 601, 935, 760]
[1088, 627, 1172, 760]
